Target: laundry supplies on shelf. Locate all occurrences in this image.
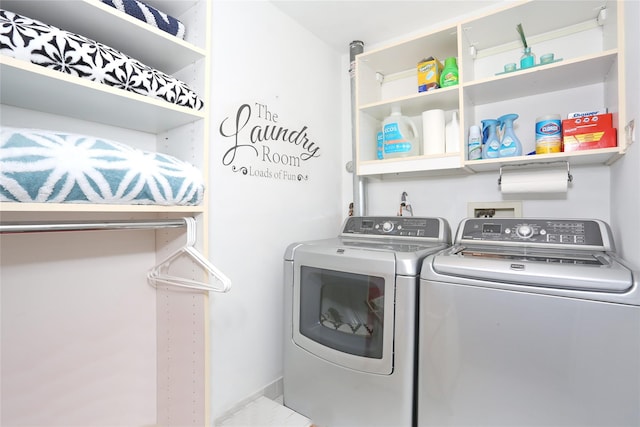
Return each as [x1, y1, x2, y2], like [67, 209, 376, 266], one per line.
[467, 125, 482, 160]
[498, 114, 522, 157]
[445, 111, 460, 153]
[382, 105, 420, 159]
[417, 57, 443, 92]
[439, 57, 459, 88]
[535, 115, 562, 154]
[481, 119, 500, 159]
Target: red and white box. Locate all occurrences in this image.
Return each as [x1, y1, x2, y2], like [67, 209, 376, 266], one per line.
[562, 113, 617, 152]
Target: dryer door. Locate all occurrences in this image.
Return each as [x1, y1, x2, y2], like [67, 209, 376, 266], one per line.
[292, 246, 396, 375]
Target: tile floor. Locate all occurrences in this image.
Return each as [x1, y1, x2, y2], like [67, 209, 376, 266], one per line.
[217, 396, 313, 427]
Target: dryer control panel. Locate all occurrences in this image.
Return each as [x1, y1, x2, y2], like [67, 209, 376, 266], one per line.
[458, 218, 611, 250]
[342, 216, 448, 240]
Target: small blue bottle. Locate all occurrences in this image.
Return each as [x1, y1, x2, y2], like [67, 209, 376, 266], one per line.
[498, 114, 522, 157]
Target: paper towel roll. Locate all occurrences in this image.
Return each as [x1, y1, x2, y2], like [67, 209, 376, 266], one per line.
[422, 109, 445, 155]
[500, 167, 568, 194]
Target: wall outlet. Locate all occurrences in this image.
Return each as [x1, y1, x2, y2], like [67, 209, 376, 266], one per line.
[468, 201, 522, 218]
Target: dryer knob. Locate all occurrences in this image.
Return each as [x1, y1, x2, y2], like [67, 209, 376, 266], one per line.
[382, 221, 394, 232]
[516, 224, 534, 238]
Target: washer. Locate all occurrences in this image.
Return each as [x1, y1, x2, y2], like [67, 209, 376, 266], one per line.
[418, 217, 640, 427]
[283, 216, 451, 427]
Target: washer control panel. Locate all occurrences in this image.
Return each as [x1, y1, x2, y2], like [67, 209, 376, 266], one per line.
[460, 218, 607, 248]
[342, 216, 446, 240]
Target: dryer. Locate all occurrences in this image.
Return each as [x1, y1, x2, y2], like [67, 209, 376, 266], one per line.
[418, 217, 640, 427]
[283, 216, 451, 427]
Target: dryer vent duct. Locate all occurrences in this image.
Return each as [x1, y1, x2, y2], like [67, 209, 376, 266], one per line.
[349, 40, 365, 216]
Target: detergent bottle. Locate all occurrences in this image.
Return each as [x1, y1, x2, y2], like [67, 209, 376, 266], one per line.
[382, 105, 420, 159]
[498, 114, 522, 157]
[440, 57, 459, 88]
[481, 119, 500, 159]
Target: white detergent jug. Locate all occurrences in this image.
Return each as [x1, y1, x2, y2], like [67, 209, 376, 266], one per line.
[445, 110, 460, 153]
[382, 105, 420, 159]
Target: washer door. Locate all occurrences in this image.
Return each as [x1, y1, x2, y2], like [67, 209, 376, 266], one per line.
[292, 246, 396, 375]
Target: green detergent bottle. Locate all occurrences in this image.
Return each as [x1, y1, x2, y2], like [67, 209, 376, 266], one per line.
[498, 114, 522, 157]
[440, 57, 459, 88]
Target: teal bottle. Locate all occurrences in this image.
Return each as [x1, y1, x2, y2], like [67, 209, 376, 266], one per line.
[440, 57, 459, 88]
[520, 47, 535, 69]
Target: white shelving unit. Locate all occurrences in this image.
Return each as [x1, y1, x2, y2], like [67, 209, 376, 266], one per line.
[355, 0, 626, 178]
[0, 0, 212, 425]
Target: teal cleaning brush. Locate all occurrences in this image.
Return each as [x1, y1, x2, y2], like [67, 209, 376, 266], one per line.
[516, 23, 535, 68]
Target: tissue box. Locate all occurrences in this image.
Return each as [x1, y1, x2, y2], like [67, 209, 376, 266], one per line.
[417, 57, 443, 92]
[562, 113, 613, 136]
[563, 128, 617, 152]
[562, 113, 616, 151]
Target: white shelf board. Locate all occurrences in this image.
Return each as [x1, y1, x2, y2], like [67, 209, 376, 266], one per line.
[460, 0, 605, 53]
[0, 202, 205, 214]
[358, 26, 458, 76]
[358, 153, 463, 176]
[360, 86, 460, 120]
[464, 147, 623, 173]
[1, 0, 205, 74]
[463, 50, 617, 105]
[0, 56, 205, 134]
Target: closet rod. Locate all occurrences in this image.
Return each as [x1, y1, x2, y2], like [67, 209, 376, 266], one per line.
[0, 218, 187, 234]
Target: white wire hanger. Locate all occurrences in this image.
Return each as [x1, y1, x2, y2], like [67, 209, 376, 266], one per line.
[147, 217, 231, 293]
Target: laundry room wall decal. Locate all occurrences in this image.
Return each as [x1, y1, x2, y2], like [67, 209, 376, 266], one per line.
[218, 102, 321, 182]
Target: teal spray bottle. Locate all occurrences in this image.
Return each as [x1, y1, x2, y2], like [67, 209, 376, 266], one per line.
[497, 114, 522, 157]
[481, 119, 500, 159]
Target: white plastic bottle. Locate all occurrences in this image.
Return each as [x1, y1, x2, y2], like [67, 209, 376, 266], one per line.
[382, 105, 420, 159]
[445, 111, 460, 153]
[468, 125, 482, 160]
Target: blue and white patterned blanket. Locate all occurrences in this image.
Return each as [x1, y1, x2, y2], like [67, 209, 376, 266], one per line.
[101, 0, 186, 39]
[0, 127, 204, 206]
[0, 9, 204, 110]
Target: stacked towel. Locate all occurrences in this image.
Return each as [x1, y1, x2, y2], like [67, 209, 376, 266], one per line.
[0, 127, 205, 206]
[101, 0, 186, 39]
[0, 9, 204, 110]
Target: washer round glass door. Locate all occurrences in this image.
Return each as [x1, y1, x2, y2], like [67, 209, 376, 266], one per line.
[292, 246, 396, 375]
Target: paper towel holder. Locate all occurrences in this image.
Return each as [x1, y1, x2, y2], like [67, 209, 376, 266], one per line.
[498, 161, 573, 186]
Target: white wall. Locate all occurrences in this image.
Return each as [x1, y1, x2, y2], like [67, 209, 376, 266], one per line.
[611, 0, 640, 267]
[209, 1, 344, 420]
[361, 165, 610, 227]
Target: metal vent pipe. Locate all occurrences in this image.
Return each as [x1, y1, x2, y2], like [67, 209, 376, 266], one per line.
[349, 40, 365, 216]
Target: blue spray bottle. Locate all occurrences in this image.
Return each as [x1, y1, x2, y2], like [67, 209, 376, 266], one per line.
[481, 119, 500, 159]
[498, 114, 522, 157]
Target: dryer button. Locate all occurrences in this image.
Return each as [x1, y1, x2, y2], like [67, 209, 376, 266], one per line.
[516, 225, 534, 238]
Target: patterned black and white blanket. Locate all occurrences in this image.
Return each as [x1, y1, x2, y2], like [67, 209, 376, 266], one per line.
[0, 9, 204, 111]
[101, 0, 186, 39]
